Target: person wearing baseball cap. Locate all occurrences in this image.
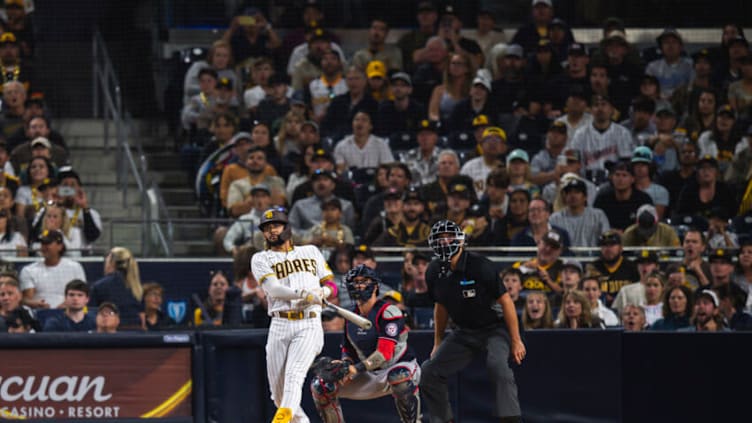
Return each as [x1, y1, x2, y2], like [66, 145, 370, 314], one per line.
[288, 168, 356, 235]
[511, 227, 566, 303]
[680, 289, 727, 332]
[708, 248, 736, 287]
[622, 204, 681, 247]
[560, 258, 583, 291]
[303, 196, 355, 249]
[222, 183, 273, 254]
[584, 229, 640, 306]
[459, 126, 507, 199]
[289, 146, 355, 206]
[396, 2, 439, 74]
[706, 205, 739, 250]
[374, 70, 425, 142]
[401, 119, 441, 185]
[610, 246, 662, 318]
[96, 302, 121, 333]
[593, 159, 654, 231]
[568, 90, 635, 177]
[548, 175, 610, 247]
[645, 28, 692, 100]
[447, 69, 497, 135]
[365, 60, 393, 102]
[218, 131, 256, 191]
[554, 84, 591, 139]
[56, 165, 103, 247]
[673, 148, 737, 221]
[630, 145, 671, 220]
[506, 149, 540, 200]
[373, 185, 431, 247]
[308, 47, 348, 121]
[351, 244, 377, 270]
[510, 0, 573, 54]
[439, 181, 489, 242]
[530, 121, 569, 186]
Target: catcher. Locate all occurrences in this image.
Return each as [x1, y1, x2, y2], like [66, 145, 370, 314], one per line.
[309, 265, 420, 423]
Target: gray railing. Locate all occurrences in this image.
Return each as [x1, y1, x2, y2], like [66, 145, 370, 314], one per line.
[92, 30, 173, 256]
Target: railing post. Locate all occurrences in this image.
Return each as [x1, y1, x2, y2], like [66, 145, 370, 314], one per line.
[92, 34, 98, 118]
[142, 188, 149, 256]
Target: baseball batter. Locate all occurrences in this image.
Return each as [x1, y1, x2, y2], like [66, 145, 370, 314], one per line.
[251, 208, 338, 423]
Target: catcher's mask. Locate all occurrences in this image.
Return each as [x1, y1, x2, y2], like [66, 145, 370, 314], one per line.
[428, 219, 465, 262]
[258, 207, 292, 246]
[344, 264, 380, 302]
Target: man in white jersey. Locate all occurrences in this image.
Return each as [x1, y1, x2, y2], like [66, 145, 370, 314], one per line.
[19, 230, 87, 309]
[569, 94, 634, 181]
[251, 208, 338, 423]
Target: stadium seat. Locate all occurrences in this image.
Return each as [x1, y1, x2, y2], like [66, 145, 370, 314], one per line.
[448, 131, 476, 150]
[347, 167, 377, 185]
[388, 132, 417, 151]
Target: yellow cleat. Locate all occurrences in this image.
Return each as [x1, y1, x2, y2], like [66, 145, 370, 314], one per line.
[271, 407, 292, 423]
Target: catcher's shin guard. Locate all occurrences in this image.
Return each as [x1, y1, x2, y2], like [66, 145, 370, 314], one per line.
[310, 377, 344, 423]
[388, 366, 420, 423]
[271, 407, 292, 423]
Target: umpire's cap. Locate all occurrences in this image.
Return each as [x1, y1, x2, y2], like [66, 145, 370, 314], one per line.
[258, 207, 288, 230]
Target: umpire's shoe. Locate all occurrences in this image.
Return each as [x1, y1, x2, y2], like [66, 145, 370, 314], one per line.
[271, 407, 292, 423]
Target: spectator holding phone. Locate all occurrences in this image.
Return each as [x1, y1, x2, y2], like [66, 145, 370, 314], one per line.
[221, 7, 281, 65]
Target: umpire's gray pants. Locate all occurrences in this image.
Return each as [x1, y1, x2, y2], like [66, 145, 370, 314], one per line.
[419, 325, 520, 422]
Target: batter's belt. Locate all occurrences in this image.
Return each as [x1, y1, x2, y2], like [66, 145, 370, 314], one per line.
[272, 310, 318, 320]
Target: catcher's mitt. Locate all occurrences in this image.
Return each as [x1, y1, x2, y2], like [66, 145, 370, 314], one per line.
[310, 356, 351, 384]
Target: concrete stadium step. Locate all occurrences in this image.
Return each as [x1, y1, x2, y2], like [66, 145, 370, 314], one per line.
[64, 135, 144, 150]
[96, 205, 147, 221]
[151, 170, 192, 188]
[68, 149, 119, 172]
[56, 118, 162, 138]
[160, 187, 197, 205]
[167, 204, 202, 219]
[83, 185, 142, 208]
[145, 151, 184, 172]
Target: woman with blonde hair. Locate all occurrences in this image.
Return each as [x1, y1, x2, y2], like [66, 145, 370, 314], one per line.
[30, 202, 83, 257]
[274, 109, 305, 157]
[428, 51, 475, 124]
[89, 246, 143, 328]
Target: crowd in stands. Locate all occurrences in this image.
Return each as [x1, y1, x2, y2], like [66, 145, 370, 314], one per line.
[171, 0, 752, 332]
[0, 2, 104, 259]
[2, 0, 752, 334]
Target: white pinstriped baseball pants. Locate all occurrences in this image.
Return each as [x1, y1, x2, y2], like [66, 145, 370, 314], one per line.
[266, 316, 324, 423]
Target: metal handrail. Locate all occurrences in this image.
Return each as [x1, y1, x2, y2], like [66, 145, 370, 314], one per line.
[92, 29, 173, 256]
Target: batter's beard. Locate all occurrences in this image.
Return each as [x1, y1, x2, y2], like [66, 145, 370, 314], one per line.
[266, 236, 285, 247]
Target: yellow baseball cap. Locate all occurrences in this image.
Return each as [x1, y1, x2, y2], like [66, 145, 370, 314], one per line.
[481, 126, 507, 142]
[472, 114, 490, 127]
[366, 60, 387, 79]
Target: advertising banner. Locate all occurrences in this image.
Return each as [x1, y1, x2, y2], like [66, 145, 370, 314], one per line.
[0, 348, 191, 420]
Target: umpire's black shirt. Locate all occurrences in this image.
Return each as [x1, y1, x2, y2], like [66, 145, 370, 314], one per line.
[426, 251, 507, 329]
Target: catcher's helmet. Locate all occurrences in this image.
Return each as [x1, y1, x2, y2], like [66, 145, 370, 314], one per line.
[428, 219, 465, 262]
[258, 207, 292, 244]
[344, 264, 380, 301]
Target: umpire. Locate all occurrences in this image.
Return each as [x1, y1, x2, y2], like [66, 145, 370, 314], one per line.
[419, 220, 526, 423]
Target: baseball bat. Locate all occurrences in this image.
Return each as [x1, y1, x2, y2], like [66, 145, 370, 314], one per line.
[323, 299, 372, 330]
